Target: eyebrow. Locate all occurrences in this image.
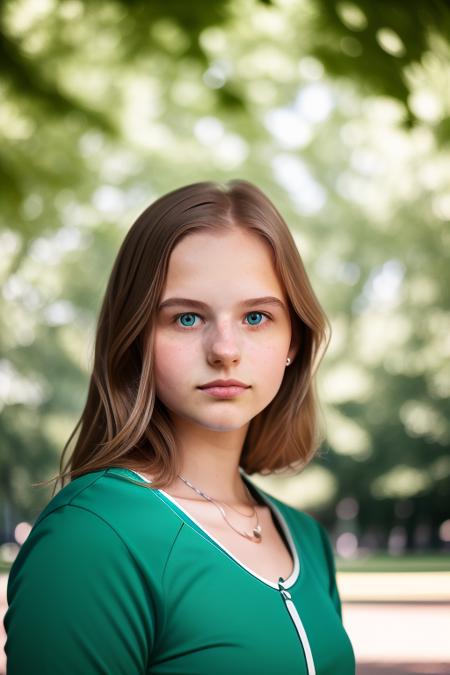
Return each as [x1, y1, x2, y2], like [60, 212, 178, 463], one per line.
[159, 296, 287, 311]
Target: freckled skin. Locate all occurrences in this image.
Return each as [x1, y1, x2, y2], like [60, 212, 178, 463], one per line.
[153, 227, 297, 451]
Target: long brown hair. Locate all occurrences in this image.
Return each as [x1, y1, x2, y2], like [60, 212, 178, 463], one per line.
[37, 179, 331, 496]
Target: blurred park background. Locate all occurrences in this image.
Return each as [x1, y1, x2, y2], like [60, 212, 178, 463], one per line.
[0, 0, 449, 672]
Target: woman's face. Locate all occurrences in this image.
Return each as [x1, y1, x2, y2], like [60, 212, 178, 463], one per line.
[153, 226, 297, 434]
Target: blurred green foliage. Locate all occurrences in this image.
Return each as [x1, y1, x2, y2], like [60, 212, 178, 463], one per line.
[0, 0, 449, 552]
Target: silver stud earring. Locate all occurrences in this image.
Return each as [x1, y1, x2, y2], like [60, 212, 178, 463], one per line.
[286, 357, 291, 366]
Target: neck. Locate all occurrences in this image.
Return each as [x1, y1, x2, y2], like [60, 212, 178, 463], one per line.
[177, 464, 249, 505]
[167, 421, 251, 504]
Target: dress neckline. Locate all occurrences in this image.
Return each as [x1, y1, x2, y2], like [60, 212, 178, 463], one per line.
[114, 466, 301, 590]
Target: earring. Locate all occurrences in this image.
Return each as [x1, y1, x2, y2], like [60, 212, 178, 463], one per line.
[286, 357, 291, 366]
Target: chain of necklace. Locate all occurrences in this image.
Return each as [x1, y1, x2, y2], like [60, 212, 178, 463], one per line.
[177, 473, 263, 543]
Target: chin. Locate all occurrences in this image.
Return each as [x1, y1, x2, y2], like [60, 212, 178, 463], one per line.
[202, 420, 248, 432]
[181, 411, 250, 433]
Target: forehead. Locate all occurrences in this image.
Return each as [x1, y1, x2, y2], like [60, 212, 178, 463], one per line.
[162, 228, 285, 301]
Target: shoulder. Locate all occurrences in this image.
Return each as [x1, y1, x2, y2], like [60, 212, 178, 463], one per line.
[249, 477, 333, 554]
[247, 476, 322, 532]
[34, 466, 180, 531]
[5, 467, 164, 673]
[9, 467, 183, 588]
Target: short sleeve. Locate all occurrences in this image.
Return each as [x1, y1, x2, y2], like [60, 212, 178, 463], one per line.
[315, 520, 343, 620]
[4, 505, 154, 674]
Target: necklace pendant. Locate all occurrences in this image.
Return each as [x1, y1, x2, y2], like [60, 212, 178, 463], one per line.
[253, 525, 262, 542]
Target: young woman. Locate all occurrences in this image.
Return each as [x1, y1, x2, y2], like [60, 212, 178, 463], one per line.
[4, 180, 356, 674]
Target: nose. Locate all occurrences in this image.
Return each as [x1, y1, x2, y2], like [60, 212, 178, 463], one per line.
[206, 321, 241, 367]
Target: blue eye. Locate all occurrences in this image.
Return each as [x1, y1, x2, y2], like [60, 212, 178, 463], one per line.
[178, 313, 198, 328]
[173, 311, 271, 329]
[246, 311, 264, 326]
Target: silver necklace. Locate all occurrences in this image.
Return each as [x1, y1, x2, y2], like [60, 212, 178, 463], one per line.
[177, 473, 263, 543]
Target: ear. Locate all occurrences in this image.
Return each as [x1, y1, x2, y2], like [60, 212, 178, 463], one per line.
[287, 341, 299, 364]
[287, 320, 301, 364]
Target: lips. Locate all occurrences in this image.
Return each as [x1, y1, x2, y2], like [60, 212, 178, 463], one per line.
[198, 379, 249, 389]
[198, 382, 249, 399]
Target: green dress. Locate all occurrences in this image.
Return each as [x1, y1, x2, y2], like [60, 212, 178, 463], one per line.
[4, 466, 356, 674]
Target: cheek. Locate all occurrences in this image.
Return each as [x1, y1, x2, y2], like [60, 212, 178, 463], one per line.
[251, 342, 288, 386]
[153, 333, 194, 390]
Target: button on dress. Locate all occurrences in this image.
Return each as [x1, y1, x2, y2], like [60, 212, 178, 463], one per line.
[4, 466, 356, 674]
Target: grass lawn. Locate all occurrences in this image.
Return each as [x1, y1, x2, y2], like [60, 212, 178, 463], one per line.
[336, 552, 450, 573]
